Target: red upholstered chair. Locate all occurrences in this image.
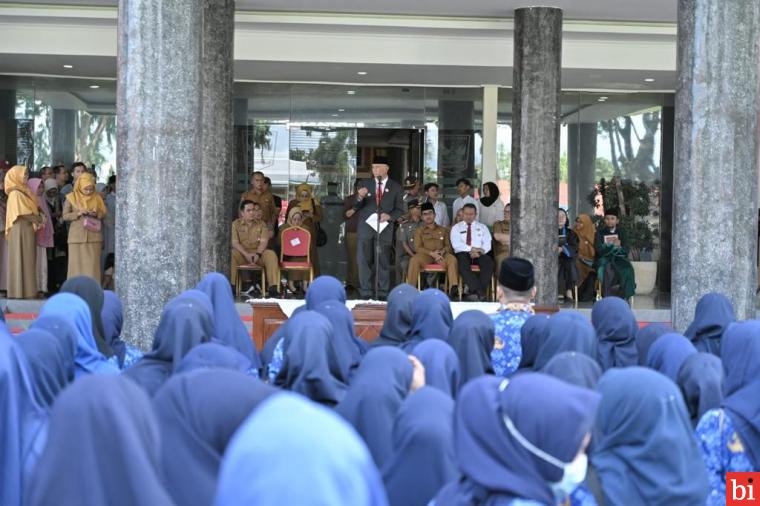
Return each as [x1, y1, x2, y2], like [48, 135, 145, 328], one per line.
[417, 263, 447, 291]
[279, 226, 314, 283]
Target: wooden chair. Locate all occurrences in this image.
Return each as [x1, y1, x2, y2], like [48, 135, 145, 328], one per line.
[417, 263, 448, 291]
[279, 226, 313, 284]
[235, 264, 265, 299]
[458, 264, 496, 301]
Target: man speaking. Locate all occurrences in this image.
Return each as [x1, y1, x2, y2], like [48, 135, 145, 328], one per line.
[354, 156, 405, 300]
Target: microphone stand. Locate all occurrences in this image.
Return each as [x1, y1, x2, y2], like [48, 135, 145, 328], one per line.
[375, 177, 382, 301]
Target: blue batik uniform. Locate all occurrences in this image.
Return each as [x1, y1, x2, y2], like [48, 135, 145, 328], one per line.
[490, 303, 534, 377]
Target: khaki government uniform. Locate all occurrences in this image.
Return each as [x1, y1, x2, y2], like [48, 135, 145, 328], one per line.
[63, 200, 104, 281]
[240, 189, 278, 228]
[406, 223, 458, 290]
[231, 218, 279, 288]
[492, 220, 510, 277]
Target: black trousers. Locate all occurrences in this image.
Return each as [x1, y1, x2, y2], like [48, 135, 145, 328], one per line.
[456, 252, 494, 296]
[357, 232, 393, 298]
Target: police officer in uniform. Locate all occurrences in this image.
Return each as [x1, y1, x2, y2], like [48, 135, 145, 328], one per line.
[406, 202, 459, 297]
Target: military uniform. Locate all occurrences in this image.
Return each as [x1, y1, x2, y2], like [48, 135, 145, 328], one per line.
[406, 223, 458, 290]
[240, 189, 278, 228]
[396, 219, 422, 284]
[231, 218, 279, 288]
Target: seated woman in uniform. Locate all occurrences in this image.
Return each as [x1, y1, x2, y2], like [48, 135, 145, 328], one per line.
[279, 206, 311, 297]
[573, 214, 597, 302]
[492, 203, 510, 278]
[286, 183, 322, 278]
[594, 207, 635, 300]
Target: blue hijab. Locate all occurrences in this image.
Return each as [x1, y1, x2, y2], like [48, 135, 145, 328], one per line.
[592, 367, 709, 505]
[721, 321, 760, 468]
[305, 275, 347, 309]
[274, 311, 347, 406]
[592, 296, 639, 369]
[684, 292, 735, 356]
[336, 346, 413, 468]
[676, 352, 724, 427]
[405, 288, 453, 350]
[196, 273, 261, 369]
[26, 375, 174, 506]
[645, 332, 697, 382]
[123, 292, 214, 396]
[176, 342, 253, 374]
[634, 323, 672, 366]
[60, 276, 112, 356]
[215, 392, 388, 506]
[412, 339, 461, 399]
[447, 310, 495, 386]
[101, 290, 129, 368]
[434, 374, 600, 506]
[518, 314, 550, 369]
[12, 328, 75, 409]
[314, 300, 365, 382]
[154, 369, 276, 506]
[542, 351, 603, 390]
[373, 283, 418, 347]
[534, 311, 596, 371]
[39, 293, 119, 377]
[0, 337, 47, 506]
[382, 387, 457, 506]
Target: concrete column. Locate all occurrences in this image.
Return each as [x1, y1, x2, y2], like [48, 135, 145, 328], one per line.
[482, 85, 499, 185]
[200, 0, 235, 277]
[672, 0, 760, 328]
[116, 0, 204, 348]
[509, 7, 562, 306]
[0, 91, 18, 164]
[567, 122, 597, 217]
[51, 109, 76, 168]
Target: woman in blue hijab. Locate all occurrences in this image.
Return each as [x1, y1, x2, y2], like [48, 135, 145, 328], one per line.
[404, 288, 453, 351]
[412, 339, 461, 399]
[696, 321, 760, 503]
[372, 283, 418, 348]
[101, 290, 142, 369]
[447, 310, 495, 386]
[534, 311, 597, 371]
[336, 346, 416, 468]
[196, 272, 261, 370]
[60, 275, 112, 357]
[12, 328, 75, 409]
[314, 300, 365, 381]
[27, 375, 174, 506]
[273, 311, 347, 406]
[677, 352, 724, 427]
[382, 387, 457, 506]
[38, 293, 119, 378]
[215, 392, 389, 506]
[123, 291, 214, 396]
[591, 296, 638, 369]
[645, 332, 697, 382]
[684, 292, 735, 356]
[176, 342, 254, 374]
[0, 337, 47, 506]
[634, 323, 672, 366]
[433, 373, 600, 506]
[517, 314, 550, 370]
[154, 369, 276, 506]
[305, 275, 347, 309]
[543, 351, 603, 390]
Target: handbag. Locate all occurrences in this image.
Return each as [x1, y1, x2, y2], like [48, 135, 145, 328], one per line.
[310, 199, 328, 247]
[83, 216, 102, 233]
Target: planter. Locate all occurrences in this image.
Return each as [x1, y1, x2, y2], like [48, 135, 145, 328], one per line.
[632, 260, 657, 295]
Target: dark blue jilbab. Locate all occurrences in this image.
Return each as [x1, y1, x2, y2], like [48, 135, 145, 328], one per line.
[412, 339, 461, 399]
[676, 352, 724, 427]
[274, 311, 348, 406]
[542, 351, 603, 390]
[434, 373, 600, 506]
[12, 328, 76, 409]
[592, 367, 709, 505]
[447, 310, 495, 386]
[684, 292, 735, 356]
[60, 275, 112, 356]
[305, 275, 347, 309]
[382, 387, 457, 506]
[721, 320, 760, 469]
[591, 296, 639, 370]
[29, 314, 80, 375]
[336, 346, 414, 468]
[26, 375, 174, 506]
[1, 336, 47, 506]
[372, 283, 418, 347]
[196, 272, 261, 369]
[634, 323, 672, 366]
[518, 314, 550, 370]
[645, 332, 697, 382]
[315, 300, 366, 381]
[123, 292, 214, 396]
[176, 342, 253, 374]
[404, 288, 453, 351]
[533, 311, 597, 371]
[154, 369, 276, 506]
[100, 290, 128, 367]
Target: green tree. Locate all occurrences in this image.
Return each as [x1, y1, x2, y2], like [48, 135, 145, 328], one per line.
[308, 130, 356, 178]
[497, 142, 511, 180]
[559, 152, 568, 183]
[75, 112, 116, 169]
[253, 123, 272, 165]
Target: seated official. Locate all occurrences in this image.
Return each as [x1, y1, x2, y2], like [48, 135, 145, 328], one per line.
[450, 203, 494, 301]
[231, 200, 279, 298]
[594, 206, 635, 300]
[492, 203, 511, 278]
[279, 206, 311, 296]
[558, 208, 579, 301]
[396, 200, 422, 285]
[406, 202, 458, 297]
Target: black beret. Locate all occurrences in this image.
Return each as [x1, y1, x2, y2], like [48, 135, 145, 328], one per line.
[499, 257, 535, 292]
[420, 202, 435, 213]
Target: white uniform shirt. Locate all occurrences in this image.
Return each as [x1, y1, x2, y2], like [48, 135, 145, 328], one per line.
[478, 199, 505, 228]
[450, 220, 492, 254]
[452, 195, 478, 221]
[431, 200, 450, 228]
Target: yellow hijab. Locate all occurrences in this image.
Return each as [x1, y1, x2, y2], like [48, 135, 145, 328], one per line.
[66, 172, 107, 216]
[295, 183, 320, 204]
[4, 165, 39, 236]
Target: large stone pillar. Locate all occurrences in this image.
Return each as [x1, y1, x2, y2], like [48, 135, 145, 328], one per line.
[567, 123, 597, 217]
[200, 0, 235, 277]
[116, 0, 204, 348]
[51, 109, 76, 168]
[0, 91, 18, 164]
[481, 85, 499, 185]
[672, 0, 760, 328]
[510, 7, 562, 306]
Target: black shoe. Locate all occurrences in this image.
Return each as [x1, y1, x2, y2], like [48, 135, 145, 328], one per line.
[267, 286, 279, 298]
[448, 287, 459, 300]
[465, 293, 479, 302]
